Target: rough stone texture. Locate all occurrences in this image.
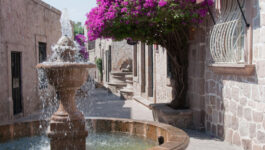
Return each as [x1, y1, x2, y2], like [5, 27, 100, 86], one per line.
[187, 24, 207, 130]
[0, 0, 61, 122]
[191, 1, 265, 150]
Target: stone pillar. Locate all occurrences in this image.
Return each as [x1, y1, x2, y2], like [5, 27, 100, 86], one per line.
[133, 45, 137, 77]
[146, 45, 154, 98]
[140, 42, 146, 93]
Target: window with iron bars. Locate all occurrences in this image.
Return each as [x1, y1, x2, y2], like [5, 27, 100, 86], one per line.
[209, 0, 246, 64]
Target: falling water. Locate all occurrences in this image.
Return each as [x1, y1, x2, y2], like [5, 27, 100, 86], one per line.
[60, 9, 73, 38]
[37, 9, 95, 120]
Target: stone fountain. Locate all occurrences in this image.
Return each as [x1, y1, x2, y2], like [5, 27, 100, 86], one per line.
[36, 10, 95, 150]
[37, 36, 95, 150]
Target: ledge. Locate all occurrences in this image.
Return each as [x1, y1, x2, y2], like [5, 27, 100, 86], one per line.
[32, 0, 61, 15]
[108, 82, 127, 86]
[133, 96, 153, 109]
[208, 64, 255, 76]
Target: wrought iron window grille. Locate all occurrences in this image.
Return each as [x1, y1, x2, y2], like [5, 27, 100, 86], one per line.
[209, 0, 246, 64]
[205, 0, 249, 28]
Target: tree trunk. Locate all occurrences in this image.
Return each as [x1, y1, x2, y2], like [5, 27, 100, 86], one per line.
[164, 31, 189, 109]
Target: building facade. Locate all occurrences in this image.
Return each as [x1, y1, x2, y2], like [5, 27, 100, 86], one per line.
[132, 44, 174, 104]
[198, 1, 265, 149]
[0, 0, 61, 122]
[87, 39, 133, 86]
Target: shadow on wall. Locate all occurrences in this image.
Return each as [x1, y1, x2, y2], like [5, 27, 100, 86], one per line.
[205, 67, 259, 144]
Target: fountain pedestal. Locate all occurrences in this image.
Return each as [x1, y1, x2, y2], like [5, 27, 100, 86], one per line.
[48, 89, 88, 150]
[37, 64, 95, 150]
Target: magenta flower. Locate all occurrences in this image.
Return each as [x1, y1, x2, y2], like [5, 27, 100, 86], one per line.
[121, 8, 127, 13]
[75, 34, 89, 60]
[122, 1, 129, 6]
[158, 0, 167, 7]
[85, 0, 213, 42]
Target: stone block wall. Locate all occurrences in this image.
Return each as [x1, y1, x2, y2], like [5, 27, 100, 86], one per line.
[0, 0, 61, 121]
[188, 0, 265, 149]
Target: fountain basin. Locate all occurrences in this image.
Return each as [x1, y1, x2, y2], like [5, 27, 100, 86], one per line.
[37, 63, 96, 89]
[0, 117, 189, 150]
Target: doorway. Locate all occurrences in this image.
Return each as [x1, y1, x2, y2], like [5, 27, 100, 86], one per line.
[11, 52, 23, 115]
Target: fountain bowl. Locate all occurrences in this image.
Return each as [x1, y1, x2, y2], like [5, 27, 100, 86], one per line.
[36, 63, 96, 90]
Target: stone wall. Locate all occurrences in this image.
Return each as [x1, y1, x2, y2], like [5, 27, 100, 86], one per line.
[154, 47, 174, 103]
[111, 40, 133, 72]
[187, 24, 207, 130]
[132, 42, 173, 103]
[0, 0, 61, 121]
[88, 39, 133, 86]
[188, 0, 265, 149]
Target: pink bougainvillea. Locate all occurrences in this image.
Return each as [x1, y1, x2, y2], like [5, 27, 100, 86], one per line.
[85, 0, 213, 43]
[75, 34, 88, 60]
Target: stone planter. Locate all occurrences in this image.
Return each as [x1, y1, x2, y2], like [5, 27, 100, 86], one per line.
[150, 103, 193, 129]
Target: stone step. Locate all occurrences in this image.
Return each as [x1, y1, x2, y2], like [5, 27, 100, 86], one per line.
[133, 96, 153, 109]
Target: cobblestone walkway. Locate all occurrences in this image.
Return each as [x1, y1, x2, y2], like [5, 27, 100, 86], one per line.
[79, 88, 242, 150]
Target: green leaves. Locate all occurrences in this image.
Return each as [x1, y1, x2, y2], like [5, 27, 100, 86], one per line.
[96, 58, 103, 81]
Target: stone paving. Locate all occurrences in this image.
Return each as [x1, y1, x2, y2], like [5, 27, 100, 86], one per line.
[77, 88, 242, 150]
[77, 87, 154, 121]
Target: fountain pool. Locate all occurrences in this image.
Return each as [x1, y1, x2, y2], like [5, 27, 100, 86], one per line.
[0, 133, 155, 150]
[0, 117, 189, 150]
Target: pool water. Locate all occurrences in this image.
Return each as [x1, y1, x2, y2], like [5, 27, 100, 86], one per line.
[0, 133, 156, 150]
